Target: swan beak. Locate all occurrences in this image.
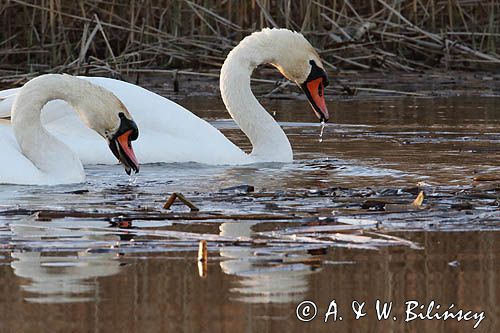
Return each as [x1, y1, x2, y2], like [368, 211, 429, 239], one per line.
[302, 77, 329, 122]
[116, 130, 139, 175]
[109, 116, 140, 175]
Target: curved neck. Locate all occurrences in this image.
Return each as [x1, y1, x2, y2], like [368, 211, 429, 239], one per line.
[11, 75, 84, 179]
[220, 35, 292, 162]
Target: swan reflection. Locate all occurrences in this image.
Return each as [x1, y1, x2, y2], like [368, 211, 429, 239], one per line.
[9, 222, 123, 303]
[219, 221, 321, 303]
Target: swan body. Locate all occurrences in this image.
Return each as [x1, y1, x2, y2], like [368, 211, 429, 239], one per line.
[0, 74, 139, 185]
[0, 28, 329, 166]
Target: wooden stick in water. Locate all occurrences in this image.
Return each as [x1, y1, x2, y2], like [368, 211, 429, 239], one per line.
[163, 192, 178, 210]
[176, 193, 200, 211]
[198, 240, 207, 262]
[197, 240, 208, 278]
[163, 192, 200, 211]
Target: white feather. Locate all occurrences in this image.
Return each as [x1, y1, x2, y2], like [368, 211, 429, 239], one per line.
[0, 75, 135, 185]
[0, 29, 323, 166]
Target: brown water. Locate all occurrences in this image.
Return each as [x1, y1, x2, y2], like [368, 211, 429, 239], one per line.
[0, 96, 499, 332]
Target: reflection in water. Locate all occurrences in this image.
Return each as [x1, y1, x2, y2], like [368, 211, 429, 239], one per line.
[11, 251, 121, 303]
[219, 222, 320, 303]
[1, 231, 496, 332]
[9, 222, 123, 303]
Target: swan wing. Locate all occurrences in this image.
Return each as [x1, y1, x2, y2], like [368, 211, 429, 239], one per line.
[42, 105, 116, 165]
[78, 77, 248, 164]
[0, 77, 249, 165]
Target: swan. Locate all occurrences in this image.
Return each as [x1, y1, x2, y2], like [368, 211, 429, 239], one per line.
[0, 74, 139, 185]
[0, 28, 329, 165]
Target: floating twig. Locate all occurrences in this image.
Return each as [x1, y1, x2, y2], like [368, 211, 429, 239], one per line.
[198, 240, 208, 262]
[163, 192, 200, 212]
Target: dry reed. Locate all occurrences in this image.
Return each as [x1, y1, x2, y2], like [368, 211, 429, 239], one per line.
[0, 0, 499, 84]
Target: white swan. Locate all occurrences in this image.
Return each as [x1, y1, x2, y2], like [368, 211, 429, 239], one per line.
[0, 28, 329, 165]
[0, 74, 139, 185]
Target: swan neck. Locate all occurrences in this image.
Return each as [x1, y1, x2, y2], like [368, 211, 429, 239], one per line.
[220, 38, 292, 162]
[11, 75, 84, 177]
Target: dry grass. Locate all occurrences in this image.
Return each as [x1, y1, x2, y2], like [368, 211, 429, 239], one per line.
[0, 0, 499, 84]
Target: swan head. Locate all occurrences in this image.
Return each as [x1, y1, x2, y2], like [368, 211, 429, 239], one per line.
[264, 29, 330, 122]
[74, 83, 140, 175]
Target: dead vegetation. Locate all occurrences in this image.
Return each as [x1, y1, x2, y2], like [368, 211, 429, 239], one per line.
[1, 182, 498, 254]
[1, 0, 499, 86]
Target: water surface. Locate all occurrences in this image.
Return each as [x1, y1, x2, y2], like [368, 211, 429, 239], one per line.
[0, 96, 499, 332]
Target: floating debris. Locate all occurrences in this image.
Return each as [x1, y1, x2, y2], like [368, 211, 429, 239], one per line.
[361, 200, 387, 211]
[220, 184, 255, 194]
[31, 211, 51, 222]
[65, 189, 89, 195]
[163, 192, 200, 211]
[412, 191, 425, 207]
[451, 202, 474, 211]
[473, 175, 500, 182]
[198, 240, 208, 262]
[416, 181, 433, 188]
[14, 209, 293, 222]
[1, 182, 499, 257]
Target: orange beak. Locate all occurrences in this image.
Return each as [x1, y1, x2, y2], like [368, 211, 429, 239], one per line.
[109, 128, 139, 175]
[117, 130, 139, 170]
[303, 77, 329, 122]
